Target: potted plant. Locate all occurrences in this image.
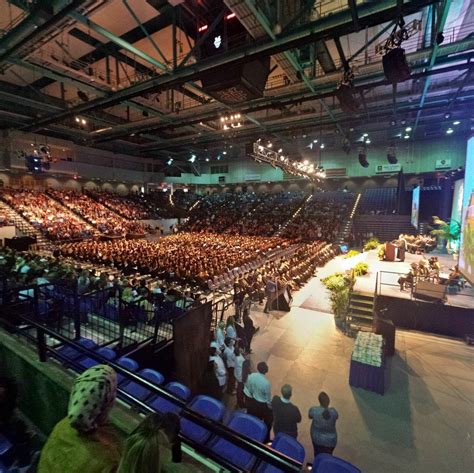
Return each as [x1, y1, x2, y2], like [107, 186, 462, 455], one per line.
[431, 216, 461, 256]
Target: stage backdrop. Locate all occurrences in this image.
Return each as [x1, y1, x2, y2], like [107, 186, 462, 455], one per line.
[459, 137, 474, 284]
[411, 185, 420, 229]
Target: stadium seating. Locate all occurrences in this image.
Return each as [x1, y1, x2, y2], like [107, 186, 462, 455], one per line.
[256, 433, 305, 473]
[147, 381, 191, 415]
[120, 368, 165, 401]
[312, 453, 362, 473]
[210, 412, 268, 471]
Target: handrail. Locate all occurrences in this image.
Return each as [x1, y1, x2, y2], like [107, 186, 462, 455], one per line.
[7, 315, 302, 472]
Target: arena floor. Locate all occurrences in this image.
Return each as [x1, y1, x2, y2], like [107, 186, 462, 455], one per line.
[242, 258, 473, 473]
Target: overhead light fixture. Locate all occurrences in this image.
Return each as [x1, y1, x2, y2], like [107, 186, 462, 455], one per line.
[405, 126, 412, 132]
[362, 133, 368, 138]
[167, 158, 173, 165]
[453, 120, 460, 126]
[226, 12, 236, 20]
[313, 139, 318, 143]
[365, 139, 371, 144]
[267, 142, 272, 148]
[403, 134, 410, 139]
[444, 112, 452, 119]
[81, 118, 87, 125]
[205, 157, 210, 162]
[198, 24, 208, 32]
[223, 151, 227, 155]
[446, 128, 454, 134]
[75, 117, 80, 123]
[278, 148, 282, 153]
[320, 143, 325, 149]
[189, 154, 196, 163]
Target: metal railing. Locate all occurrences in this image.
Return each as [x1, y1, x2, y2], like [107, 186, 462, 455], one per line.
[0, 313, 303, 473]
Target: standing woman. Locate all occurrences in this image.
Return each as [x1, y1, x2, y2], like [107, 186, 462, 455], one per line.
[225, 316, 237, 341]
[234, 346, 249, 409]
[308, 392, 339, 458]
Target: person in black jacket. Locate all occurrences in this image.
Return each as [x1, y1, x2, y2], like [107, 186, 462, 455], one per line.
[271, 384, 302, 439]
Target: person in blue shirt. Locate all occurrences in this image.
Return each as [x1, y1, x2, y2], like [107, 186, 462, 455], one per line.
[308, 392, 339, 457]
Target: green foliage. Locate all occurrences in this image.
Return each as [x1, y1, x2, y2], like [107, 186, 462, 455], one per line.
[344, 250, 360, 259]
[363, 237, 380, 251]
[354, 262, 369, 276]
[322, 272, 355, 319]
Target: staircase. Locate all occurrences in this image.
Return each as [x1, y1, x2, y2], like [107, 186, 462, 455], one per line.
[274, 194, 313, 237]
[0, 199, 49, 249]
[347, 292, 375, 332]
[335, 193, 361, 245]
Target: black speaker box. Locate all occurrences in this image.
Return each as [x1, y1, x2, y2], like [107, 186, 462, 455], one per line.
[358, 153, 369, 168]
[200, 57, 271, 104]
[270, 287, 292, 312]
[335, 84, 359, 114]
[383, 48, 411, 83]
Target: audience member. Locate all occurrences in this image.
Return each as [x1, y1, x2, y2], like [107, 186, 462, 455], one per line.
[38, 365, 122, 473]
[308, 391, 339, 457]
[271, 384, 302, 439]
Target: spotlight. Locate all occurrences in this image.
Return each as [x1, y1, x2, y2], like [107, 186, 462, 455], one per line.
[362, 133, 368, 137]
[267, 142, 273, 148]
[390, 120, 396, 126]
[223, 151, 227, 155]
[444, 112, 452, 119]
[189, 154, 196, 163]
[405, 126, 412, 132]
[365, 139, 371, 144]
[453, 120, 460, 126]
[313, 139, 318, 143]
[446, 128, 454, 134]
[400, 119, 407, 125]
[75, 117, 80, 123]
[278, 148, 282, 153]
[81, 118, 87, 125]
[205, 157, 210, 162]
[320, 144, 325, 149]
[403, 134, 410, 139]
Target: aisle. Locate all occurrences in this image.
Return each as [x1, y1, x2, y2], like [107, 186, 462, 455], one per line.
[246, 269, 474, 473]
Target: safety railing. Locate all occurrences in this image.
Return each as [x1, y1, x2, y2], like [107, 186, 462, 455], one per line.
[0, 314, 303, 473]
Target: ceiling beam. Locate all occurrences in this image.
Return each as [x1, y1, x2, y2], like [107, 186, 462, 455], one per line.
[21, 0, 442, 131]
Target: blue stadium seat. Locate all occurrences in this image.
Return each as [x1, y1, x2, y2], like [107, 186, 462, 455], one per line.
[147, 381, 191, 415]
[256, 433, 305, 473]
[209, 412, 268, 471]
[312, 453, 361, 473]
[56, 338, 97, 362]
[76, 346, 117, 370]
[180, 395, 225, 444]
[120, 368, 164, 401]
[0, 433, 12, 457]
[115, 357, 140, 385]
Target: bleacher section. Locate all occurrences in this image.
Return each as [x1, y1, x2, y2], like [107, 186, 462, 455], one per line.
[359, 187, 398, 215]
[87, 190, 150, 220]
[354, 215, 415, 242]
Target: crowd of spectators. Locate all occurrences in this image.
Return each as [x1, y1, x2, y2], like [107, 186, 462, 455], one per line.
[180, 192, 306, 236]
[0, 213, 14, 226]
[47, 189, 146, 237]
[282, 192, 353, 241]
[1, 188, 95, 241]
[59, 233, 292, 288]
[87, 191, 150, 220]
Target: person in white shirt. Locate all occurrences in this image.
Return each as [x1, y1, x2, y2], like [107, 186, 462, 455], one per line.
[234, 346, 249, 409]
[244, 361, 273, 440]
[223, 337, 236, 394]
[209, 346, 227, 395]
[215, 320, 226, 350]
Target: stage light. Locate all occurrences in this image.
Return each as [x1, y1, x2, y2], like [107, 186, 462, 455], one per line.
[278, 148, 282, 153]
[198, 24, 208, 32]
[313, 139, 318, 143]
[226, 12, 236, 20]
[362, 133, 368, 137]
[220, 117, 224, 122]
[205, 157, 210, 162]
[267, 142, 272, 148]
[446, 128, 454, 134]
[223, 151, 227, 155]
[167, 158, 173, 165]
[453, 120, 460, 125]
[400, 119, 406, 125]
[189, 154, 196, 163]
[390, 120, 396, 126]
[444, 112, 452, 119]
[81, 118, 87, 125]
[303, 160, 309, 165]
[405, 126, 412, 132]
[280, 156, 285, 161]
[320, 143, 325, 149]
[365, 139, 371, 144]
[403, 134, 410, 139]
[75, 117, 80, 123]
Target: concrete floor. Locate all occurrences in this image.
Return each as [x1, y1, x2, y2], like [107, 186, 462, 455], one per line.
[244, 270, 474, 473]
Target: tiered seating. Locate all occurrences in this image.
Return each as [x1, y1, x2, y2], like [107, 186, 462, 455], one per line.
[355, 215, 415, 242]
[282, 191, 353, 242]
[87, 191, 150, 220]
[182, 192, 306, 236]
[47, 189, 146, 237]
[312, 453, 362, 472]
[359, 187, 397, 215]
[257, 433, 306, 473]
[1, 188, 95, 241]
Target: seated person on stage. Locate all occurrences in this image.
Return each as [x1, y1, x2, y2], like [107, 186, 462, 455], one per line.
[442, 264, 462, 287]
[398, 265, 416, 291]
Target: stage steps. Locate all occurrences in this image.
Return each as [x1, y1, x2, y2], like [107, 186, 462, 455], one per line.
[347, 292, 375, 330]
[335, 193, 361, 245]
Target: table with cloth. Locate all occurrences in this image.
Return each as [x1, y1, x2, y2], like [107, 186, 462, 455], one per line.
[349, 332, 389, 395]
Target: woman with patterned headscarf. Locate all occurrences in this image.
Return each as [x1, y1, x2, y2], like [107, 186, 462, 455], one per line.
[38, 365, 122, 473]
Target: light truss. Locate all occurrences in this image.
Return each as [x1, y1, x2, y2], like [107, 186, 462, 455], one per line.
[250, 141, 325, 183]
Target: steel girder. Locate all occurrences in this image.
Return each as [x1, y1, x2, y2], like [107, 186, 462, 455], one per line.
[90, 37, 474, 143]
[22, 0, 442, 131]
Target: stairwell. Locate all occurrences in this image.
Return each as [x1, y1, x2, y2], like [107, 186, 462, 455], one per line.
[335, 193, 361, 245]
[274, 194, 313, 237]
[347, 292, 375, 333]
[0, 199, 49, 249]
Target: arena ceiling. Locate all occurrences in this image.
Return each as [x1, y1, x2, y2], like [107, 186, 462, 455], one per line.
[0, 0, 472, 170]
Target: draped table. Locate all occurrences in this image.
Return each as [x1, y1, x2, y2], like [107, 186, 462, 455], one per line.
[349, 359, 388, 395]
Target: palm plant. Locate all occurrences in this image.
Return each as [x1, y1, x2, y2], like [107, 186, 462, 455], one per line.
[430, 216, 461, 253]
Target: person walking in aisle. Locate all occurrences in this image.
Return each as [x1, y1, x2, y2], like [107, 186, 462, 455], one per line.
[263, 275, 277, 314]
[308, 392, 339, 457]
[271, 384, 302, 439]
[223, 337, 236, 394]
[244, 361, 273, 441]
